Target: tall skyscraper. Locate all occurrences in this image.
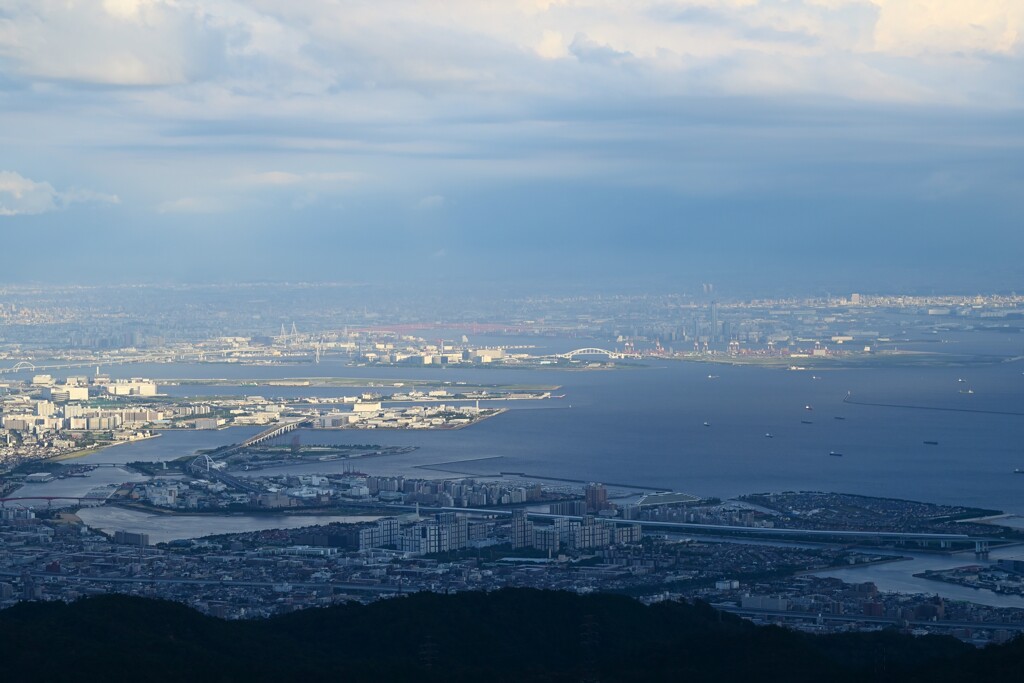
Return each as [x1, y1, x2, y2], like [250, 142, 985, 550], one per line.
[585, 483, 608, 513]
[510, 510, 533, 549]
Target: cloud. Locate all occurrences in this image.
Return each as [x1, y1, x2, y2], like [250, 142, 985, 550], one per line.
[234, 171, 361, 187]
[101, 0, 161, 22]
[1, 0, 1022, 234]
[535, 30, 567, 59]
[261, 4, 994, 110]
[156, 196, 225, 213]
[1, 1, 1019, 100]
[416, 195, 446, 210]
[872, 0, 1024, 56]
[0, 0, 228, 86]
[569, 33, 634, 66]
[239, 171, 305, 186]
[0, 171, 119, 216]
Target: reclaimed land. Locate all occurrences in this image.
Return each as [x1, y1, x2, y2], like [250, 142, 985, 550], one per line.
[164, 377, 561, 391]
[670, 350, 1009, 369]
[1, 588, 1022, 682]
[47, 433, 162, 463]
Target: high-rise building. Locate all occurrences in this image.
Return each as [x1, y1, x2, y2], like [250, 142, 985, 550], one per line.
[553, 518, 578, 546]
[510, 510, 533, 549]
[550, 500, 586, 516]
[379, 518, 401, 547]
[113, 531, 150, 547]
[435, 512, 468, 550]
[533, 527, 560, 554]
[585, 483, 608, 513]
[573, 515, 613, 550]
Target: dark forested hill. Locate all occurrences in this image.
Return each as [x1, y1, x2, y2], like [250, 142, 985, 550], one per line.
[0, 590, 1020, 682]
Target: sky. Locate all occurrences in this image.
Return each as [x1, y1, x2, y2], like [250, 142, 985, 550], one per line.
[0, 1, 1022, 294]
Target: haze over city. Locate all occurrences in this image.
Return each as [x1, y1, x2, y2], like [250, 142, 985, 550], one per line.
[3, 4, 1024, 680]
[1, 1, 1022, 291]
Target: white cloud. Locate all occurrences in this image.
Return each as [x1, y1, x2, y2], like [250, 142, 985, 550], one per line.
[569, 33, 634, 65]
[239, 171, 304, 186]
[872, 0, 1024, 55]
[102, 0, 161, 22]
[416, 195, 446, 210]
[1, 0, 1020, 98]
[156, 196, 225, 213]
[535, 30, 567, 59]
[0, 0, 226, 86]
[2, 0, 1023, 219]
[0, 171, 119, 216]
[235, 171, 361, 186]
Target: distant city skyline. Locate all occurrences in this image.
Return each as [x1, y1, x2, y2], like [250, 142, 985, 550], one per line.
[1, 2, 1021, 291]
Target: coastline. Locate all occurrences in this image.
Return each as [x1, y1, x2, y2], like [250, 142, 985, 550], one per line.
[50, 432, 162, 463]
[961, 514, 1024, 531]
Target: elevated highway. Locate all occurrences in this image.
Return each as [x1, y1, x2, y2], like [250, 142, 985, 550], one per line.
[204, 418, 311, 460]
[0, 496, 106, 508]
[555, 347, 642, 360]
[0, 348, 240, 375]
[388, 504, 1009, 552]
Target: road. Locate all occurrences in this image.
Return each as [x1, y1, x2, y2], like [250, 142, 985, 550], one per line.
[717, 605, 1024, 632]
[2, 569, 398, 594]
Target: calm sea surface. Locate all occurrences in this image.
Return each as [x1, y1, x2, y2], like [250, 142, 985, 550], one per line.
[8, 333, 1024, 602]
[52, 332, 1024, 515]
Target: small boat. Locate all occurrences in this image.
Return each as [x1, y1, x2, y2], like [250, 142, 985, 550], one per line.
[960, 389, 974, 394]
[703, 421, 711, 427]
[829, 451, 843, 457]
[801, 420, 813, 424]
[765, 433, 774, 438]
[1015, 468, 1024, 474]
[923, 441, 939, 446]
[707, 374, 719, 379]
[805, 405, 813, 411]
[833, 416, 846, 420]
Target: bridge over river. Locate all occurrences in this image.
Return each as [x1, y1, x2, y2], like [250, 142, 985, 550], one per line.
[185, 419, 312, 493]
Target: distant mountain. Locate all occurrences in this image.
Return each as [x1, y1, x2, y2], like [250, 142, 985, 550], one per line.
[0, 589, 1020, 682]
